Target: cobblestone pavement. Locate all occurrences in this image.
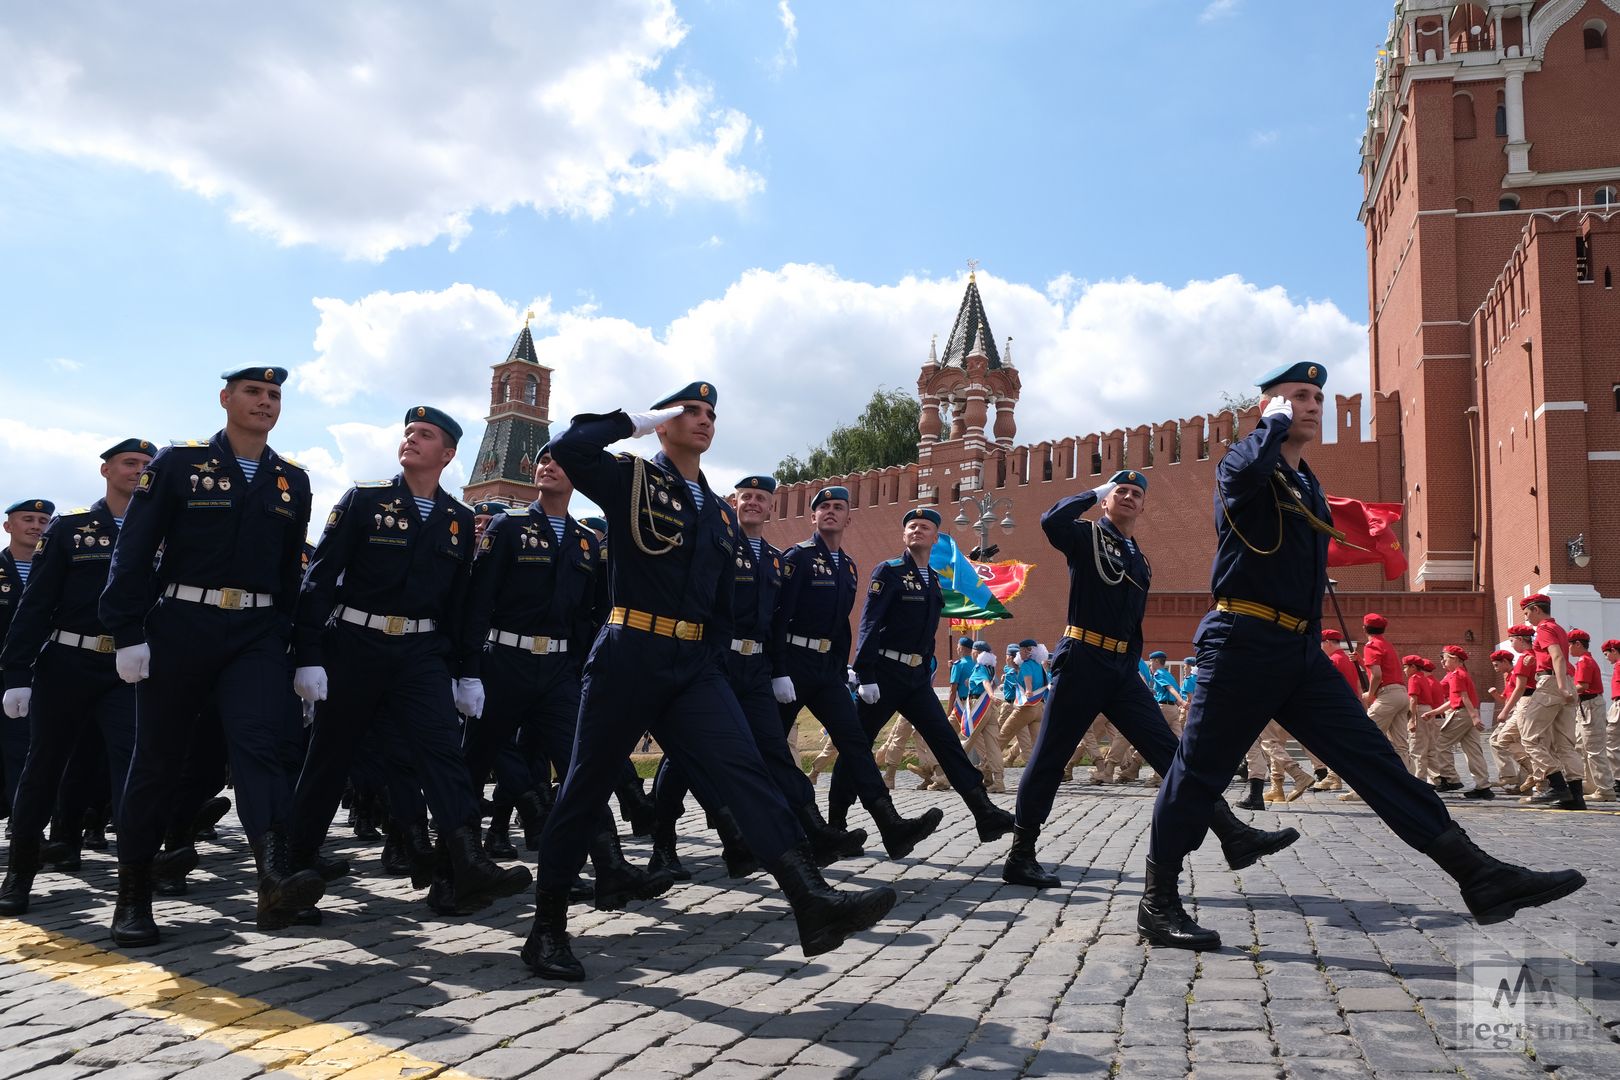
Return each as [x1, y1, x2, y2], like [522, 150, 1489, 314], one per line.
[2, 775, 1619, 1079]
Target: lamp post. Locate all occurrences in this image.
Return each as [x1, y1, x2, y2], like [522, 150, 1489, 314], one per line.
[954, 492, 1015, 561]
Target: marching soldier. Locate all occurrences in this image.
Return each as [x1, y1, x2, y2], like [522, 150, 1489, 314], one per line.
[521, 383, 896, 981]
[999, 469, 1297, 891]
[833, 508, 1015, 841]
[2, 497, 53, 812]
[1139, 361, 1582, 949]
[772, 486, 941, 858]
[0, 446, 148, 911]
[100, 367, 323, 944]
[650, 473, 866, 880]
[289, 406, 531, 918]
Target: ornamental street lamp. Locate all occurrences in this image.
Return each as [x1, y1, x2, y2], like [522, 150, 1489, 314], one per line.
[954, 492, 1015, 561]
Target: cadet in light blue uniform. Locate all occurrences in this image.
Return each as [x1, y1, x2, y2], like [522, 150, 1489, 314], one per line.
[1140, 361, 1585, 949]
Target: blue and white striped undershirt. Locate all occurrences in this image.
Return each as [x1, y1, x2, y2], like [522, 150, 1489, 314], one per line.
[684, 479, 703, 512]
[13, 561, 29, 586]
[413, 496, 435, 520]
[547, 515, 567, 542]
[236, 456, 259, 483]
[749, 536, 762, 560]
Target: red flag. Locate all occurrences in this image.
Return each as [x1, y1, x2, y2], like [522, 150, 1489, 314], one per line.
[1326, 496, 1407, 580]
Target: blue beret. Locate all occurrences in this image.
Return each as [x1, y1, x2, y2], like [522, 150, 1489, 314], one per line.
[405, 405, 463, 444]
[736, 475, 777, 494]
[101, 438, 155, 461]
[957, 636, 973, 647]
[972, 640, 990, 650]
[1183, 656, 1196, 666]
[1019, 638, 1037, 648]
[1109, 470, 1147, 491]
[471, 501, 502, 516]
[221, 366, 288, 385]
[1006, 643, 1019, 653]
[580, 516, 608, 533]
[811, 486, 850, 510]
[1148, 650, 1168, 660]
[903, 507, 941, 526]
[651, 381, 717, 410]
[5, 499, 54, 516]
[1255, 361, 1327, 391]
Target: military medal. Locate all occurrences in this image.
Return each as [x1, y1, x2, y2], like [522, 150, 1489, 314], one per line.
[99, 535, 110, 547]
[189, 475, 200, 493]
[202, 475, 215, 491]
[384, 514, 396, 528]
[277, 476, 290, 503]
[672, 499, 682, 511]
[219, 477, 232, 492]
[450, 520, 460, 546]
[398, 517, 409, 531]
[374, 514, 384, 529]
[73, 534, 83, 548]
[539, 537, 549, 548]
[657, 490, 669, 505]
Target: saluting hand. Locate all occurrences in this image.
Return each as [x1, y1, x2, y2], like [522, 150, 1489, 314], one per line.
[115, 643, 151, 685]
[627, 405, 686, 438]
[1261, 395, 1293, 421]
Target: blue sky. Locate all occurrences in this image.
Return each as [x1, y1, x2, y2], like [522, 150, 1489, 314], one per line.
[0, 1, 1393, 518]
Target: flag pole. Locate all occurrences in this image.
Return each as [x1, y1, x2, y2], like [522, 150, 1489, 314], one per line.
[1325, 577, 1370, 692]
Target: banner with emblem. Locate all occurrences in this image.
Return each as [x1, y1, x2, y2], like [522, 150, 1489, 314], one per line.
[1325, 496, 1407, 580]
[944, 557, 1033, 632]
[929, 533, 1012, 624]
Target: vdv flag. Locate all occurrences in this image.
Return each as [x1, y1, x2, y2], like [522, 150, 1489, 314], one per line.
[930, 533, 1012, 622]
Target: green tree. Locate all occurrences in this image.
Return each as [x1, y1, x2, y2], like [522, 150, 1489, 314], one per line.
[776, 388, 920, 484]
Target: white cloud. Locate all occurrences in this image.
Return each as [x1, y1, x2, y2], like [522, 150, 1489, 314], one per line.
[772, 1, 799, 74]
[0, 1, 762, 259]
[1200, 0, 1241, 23]
[1249, 129, 1280, 148]
[0, 419, 117, 510]
[292, 266, 1369, 492]
[294, 422, 469, 525]
[46, 357, 83, 373]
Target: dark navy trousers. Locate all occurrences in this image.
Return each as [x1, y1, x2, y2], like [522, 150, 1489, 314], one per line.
[119, 602, 303, 862]
[777, 651, 889, 805]
[537, 627, 801, 892]
[9, 644, 136, 840]
[1151, 612, 1453, 865]
[832, 658, 986, 815]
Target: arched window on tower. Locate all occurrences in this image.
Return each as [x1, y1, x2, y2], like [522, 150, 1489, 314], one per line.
[524, 374, 539, 406]
[499, 374, 511, 402]
[1585, 20, 1608, 58]
[1494, 92, 1507, 137]
[1453, 93, 1476, 139]
[1499, 194, 1521, 211]
[1595, 186, 1618, 208]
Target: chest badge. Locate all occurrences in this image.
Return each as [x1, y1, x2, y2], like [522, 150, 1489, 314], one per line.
[450, 520, 460, 546]
[277, 476, 291, 503]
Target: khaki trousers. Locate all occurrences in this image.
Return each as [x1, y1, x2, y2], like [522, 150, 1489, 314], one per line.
[1366, 684, 1414, 772]
[1519, 676, 1582, 779]
[1433, 708, 1490, 788]
[998, 700, 1043, 766]
[1576, 696, 1615, 792]
[960, 695, 1005, 788]
[1489, 701, 1531, 785]
[1407, 706, 1448, 782]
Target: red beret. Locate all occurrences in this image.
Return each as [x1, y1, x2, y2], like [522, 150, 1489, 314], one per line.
[1320, 629, 1344, 642]
[1508, 624, 1534, 638]
[1489, 649, 1515, 663]
[1443, 645, 1469, 661]
[1568, 628, 1590, 644]
[1400, 654, 1424, 667]
[1362, 613, 1387, 631]
[1520, 593, 1550, 609]
[1604, 639, 1620, 653]
[1420, 658, 1437, 672]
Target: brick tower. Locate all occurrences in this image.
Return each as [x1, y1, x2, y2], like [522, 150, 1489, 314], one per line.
[1362, 0, 1620, 637]
[916, 271, 1023, 505]
[462, 318, 553, 507]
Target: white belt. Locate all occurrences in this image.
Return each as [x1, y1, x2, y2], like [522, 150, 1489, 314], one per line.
[336, 605, 435, 636]
[788, 634, 833, 654]
[489, 629, 568, 654]
[879, 649, 923, 668]
[164, 584, 275, 610]
[730, 638, 765, 656]
[50, 629, 116, 654]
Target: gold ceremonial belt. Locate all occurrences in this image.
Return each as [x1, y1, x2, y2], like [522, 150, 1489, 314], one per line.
[50, 629, 116, 654]
[609, 606, 704, 641]
[1062, 625, 1128, 654]
[1215, 598, 1308, 634]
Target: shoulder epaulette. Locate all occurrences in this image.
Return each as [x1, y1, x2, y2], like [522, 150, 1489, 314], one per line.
[614, 451, 638, 464]
[796, 539, 817, 549]
[171, 439, 208, 448]
[503, 506, 530, 517]
[450, 498, 473, 513]
[279, 454, 307, 470]
[354, 479, 393, 489]
[884, 556, 905, 567]
[62, 506, 94, 517]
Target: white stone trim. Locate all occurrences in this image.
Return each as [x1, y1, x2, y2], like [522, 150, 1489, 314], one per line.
[1416, 558, 1474, 585]
[1589, 451, 1620, 461]
[1504, 165, 1620, 189]
[1534, 401, 1589, 419]
[1533, 0, 1620, 61]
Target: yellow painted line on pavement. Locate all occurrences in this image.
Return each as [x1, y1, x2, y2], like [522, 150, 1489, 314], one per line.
[0, 918, 483, 1080]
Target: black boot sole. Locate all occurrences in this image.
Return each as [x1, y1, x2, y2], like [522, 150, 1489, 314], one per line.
[880, 807, 944, 859]
[258, 870, 327, 930]
[975, 810, 1016, 842]
[1470, 871, 1587, 925]
[1136, 911, 1221, 950]
[594, 867, 676, 911]
[1221, 827, 1301, 871]
[1002, 862, 1061, 889]
[485, 839, 519, 859]
[1233, 799, 1266, 811]
[456, 866, 533, 911]
[649, 854, 692, 882]
[110, 919, 160, 947]
[799, 887, 898, 957]
[521, 941, 586, 981]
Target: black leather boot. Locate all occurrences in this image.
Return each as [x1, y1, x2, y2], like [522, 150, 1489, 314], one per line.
[711, 806, 761, 878]
[962, 786, 1015, 842]
[769, 843, 897, 957]
[1136, 857, 1220, 950]
[253, 826, 326, 931]
[1565, 779, 1588, 811]
[521, 886, 585, 981]
[152, 813, 199, 897]
[1527, 771, 1574, 806]
[191, 796, 232, 841]
[380, 830, 409, 876]
[110, 862, 160, 947]
[446, 824, 531, 911]
[400, 818, 436, 889]
[865, 794, 943, 859]
[312, 852, 350, 882]
[513, 789, 549, 852]
[793, 802, 866, 867]
[827, 789, 855, 832]
[1208, 801, 1300, 871]
[40, 815, 82, 871]
[82, 809, 108, 850]
[485, 798, 518, 859]
[1001, 824, 1059, 889]
[590, 826, 674, 910]
[1424, 824, 1585, 924]
[0, 832, 42, 914]
[649, 818, 692, 882]
[615, 775, 656, 837]
[1234, 778, 1266, 811]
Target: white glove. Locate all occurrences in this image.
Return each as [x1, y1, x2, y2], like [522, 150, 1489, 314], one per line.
[1089, 482, 1116, 503]
[627, 405, 686, 438]
[293, 665, 329, 702]
[1262, 395, 1293, 421]
[2, 688, 29, 719]
[858, 683, 880, 704]
[772, 676, 797, 704]
[115, 643, 151, 684]
[455, 676, 486, 718]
